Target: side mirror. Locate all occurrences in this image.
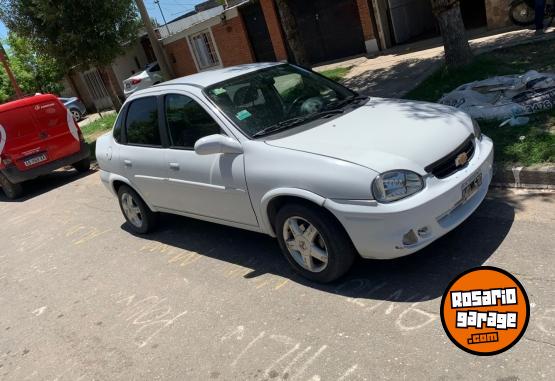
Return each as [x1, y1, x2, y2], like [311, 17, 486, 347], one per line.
[194, 135, 243, 155]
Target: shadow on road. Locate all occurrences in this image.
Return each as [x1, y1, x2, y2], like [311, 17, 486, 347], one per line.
[121, 194, 516, 303]
[0, 168, 97, 203]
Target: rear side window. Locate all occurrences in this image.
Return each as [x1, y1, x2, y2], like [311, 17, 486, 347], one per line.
[112, 110, 124, 143]
[125, 97, 161, 146]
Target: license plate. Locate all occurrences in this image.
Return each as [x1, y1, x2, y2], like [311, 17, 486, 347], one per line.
[461, 172, 483, 203]
[24, 154, 47, 167]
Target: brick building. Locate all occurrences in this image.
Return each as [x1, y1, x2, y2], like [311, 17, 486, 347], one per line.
[161, 0, 513, 77]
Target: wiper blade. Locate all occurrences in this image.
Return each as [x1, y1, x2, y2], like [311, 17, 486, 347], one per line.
[325, 95, 369, 110]
[252, 117, 305, 138]
[252, 110, 344, 138]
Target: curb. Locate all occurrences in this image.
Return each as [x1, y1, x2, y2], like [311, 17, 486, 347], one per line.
[492, 164, 555, 189]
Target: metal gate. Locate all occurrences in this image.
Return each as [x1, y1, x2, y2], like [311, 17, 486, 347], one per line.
[81, 69, 113, 111]
[288, 0, 366, 65]
[241, 2, 276, 62]
[387, 0, 437, 44]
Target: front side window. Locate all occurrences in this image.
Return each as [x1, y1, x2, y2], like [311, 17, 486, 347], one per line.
[125, 97, 161, 146]
[165, 94, 221, 149]
[189, 31, 220, 70]
[205, 64, 357, 137]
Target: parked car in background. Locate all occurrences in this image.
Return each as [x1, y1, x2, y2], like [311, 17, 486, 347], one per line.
[97, 63, 493, 283]
[0, 94, 90, 199]
[123, 62, 163, 98]
[59, 97, 87, 122]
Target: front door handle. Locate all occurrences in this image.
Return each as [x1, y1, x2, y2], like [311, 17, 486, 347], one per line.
[123, 159, 132, 167]
[169, 162, 180, 170]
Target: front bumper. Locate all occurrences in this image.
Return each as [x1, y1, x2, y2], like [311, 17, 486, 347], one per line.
[324, 136, 494, 260]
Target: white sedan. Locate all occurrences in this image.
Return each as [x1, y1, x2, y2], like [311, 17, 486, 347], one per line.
[96, 63, 493, 283]
[122, 62, 164, 98]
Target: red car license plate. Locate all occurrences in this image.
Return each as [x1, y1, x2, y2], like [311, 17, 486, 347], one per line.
[24, 153, 47, 167]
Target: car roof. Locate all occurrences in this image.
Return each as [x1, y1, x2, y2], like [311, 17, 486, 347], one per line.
[157, 62, 282, 89]
[0, 94, 59, 113]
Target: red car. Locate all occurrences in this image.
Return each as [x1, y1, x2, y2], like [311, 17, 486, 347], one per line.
[0, 94, 90, 199]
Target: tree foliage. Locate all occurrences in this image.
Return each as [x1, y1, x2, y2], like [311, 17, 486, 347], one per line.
[0, 0, 140, 70]
[0, 32, 64, 102]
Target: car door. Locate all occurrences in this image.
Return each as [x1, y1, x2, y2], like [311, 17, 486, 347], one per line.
[162, 92, 258, 227]
[120, 95, 172, 209]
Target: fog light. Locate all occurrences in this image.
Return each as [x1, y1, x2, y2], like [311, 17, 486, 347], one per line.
[402, 229, 418, 246]
[417, 226, 431, 238]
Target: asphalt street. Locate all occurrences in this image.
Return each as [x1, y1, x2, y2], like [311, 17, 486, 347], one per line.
[0, 168, 554, 380]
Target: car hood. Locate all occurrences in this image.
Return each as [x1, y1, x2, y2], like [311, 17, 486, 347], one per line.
[265, 98, 474, 174]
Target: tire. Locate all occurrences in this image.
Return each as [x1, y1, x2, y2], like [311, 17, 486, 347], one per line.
[510, 1, 535, 26]
[73, 157, 91, 173]
[117, 185, 158, 234]
[275, 203, 356, 283]
[0, 173, 23, 200]
[70, 108, 82, 122]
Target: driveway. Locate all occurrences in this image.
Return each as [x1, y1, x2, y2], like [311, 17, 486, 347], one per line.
[314, 26, 555, 98]
[0, 170, 554, 380]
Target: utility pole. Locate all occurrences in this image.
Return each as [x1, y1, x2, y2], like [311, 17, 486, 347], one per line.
[0, 42, 23, 99]
[135, 0, 174, 80]
[154, 0, 171, 37]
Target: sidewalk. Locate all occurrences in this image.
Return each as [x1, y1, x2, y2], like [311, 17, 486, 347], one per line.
[314, 26, 555, 99]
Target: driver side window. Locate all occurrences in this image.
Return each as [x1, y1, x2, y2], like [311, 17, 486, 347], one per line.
[164, 94, 222, 150]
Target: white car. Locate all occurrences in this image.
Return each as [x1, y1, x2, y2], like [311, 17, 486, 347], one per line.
[123, 62, 164, 98]
[96, 63, 494, 283]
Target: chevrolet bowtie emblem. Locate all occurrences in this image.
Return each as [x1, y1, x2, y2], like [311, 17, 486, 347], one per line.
[455, 152, 469, 167]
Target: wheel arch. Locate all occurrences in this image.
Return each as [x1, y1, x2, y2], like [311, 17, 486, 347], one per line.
[261, 188, 329, 237]
[107, 173, 157, 212]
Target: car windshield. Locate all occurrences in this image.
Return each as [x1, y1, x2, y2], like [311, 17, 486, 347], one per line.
[205, 64, 358, 138]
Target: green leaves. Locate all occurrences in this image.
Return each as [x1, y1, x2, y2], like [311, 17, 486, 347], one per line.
[0, 0, 140, 70]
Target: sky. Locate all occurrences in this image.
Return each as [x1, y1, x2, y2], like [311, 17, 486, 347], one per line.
[0, 0, 207, 41]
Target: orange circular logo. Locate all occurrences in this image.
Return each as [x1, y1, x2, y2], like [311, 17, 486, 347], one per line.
[440, 266, 530, 356]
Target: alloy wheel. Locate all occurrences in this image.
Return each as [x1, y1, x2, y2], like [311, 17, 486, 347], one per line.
[121, 193, 143, 228]
[282, 216, 328, 273]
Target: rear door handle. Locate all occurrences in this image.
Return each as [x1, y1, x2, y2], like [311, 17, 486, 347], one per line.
[124, 160, 132, 167]
[169, 162, 180, 170]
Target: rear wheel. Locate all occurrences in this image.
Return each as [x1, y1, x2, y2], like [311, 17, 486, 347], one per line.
[0, 173, 23, 200]
[510, 1, 535, 26]
[117, 185, 158, 234]
[275, 203, 356, 283]
[73, 157, 91, 173]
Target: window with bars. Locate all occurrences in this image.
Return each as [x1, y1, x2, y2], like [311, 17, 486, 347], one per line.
[189, 31, 220, 70]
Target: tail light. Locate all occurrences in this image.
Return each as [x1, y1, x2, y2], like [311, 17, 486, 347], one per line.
[131, 78, 142, 85]
[1, 154, 12, 166]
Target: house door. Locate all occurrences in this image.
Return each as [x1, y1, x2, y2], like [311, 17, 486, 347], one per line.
[387, 0, 438, 44]
[241, 2, 276, 62]
[81, 69, 113, 111]
[288, 0, 366, 65]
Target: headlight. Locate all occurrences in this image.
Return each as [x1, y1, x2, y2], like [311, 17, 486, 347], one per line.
[472, 119, 482, 140]
[372, 170, 424, 203]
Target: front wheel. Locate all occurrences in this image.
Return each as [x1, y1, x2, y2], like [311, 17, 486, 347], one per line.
[510, 1, 535, 26]
[0, 173, 23, 200]
[117, 185, 158, 234]
[275, 203, 356, 283]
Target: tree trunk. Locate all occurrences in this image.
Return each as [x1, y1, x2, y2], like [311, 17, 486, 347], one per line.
[99, 67, 122, 112]
[275, 0, 310, 67]
[431, 0, 473, 68]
